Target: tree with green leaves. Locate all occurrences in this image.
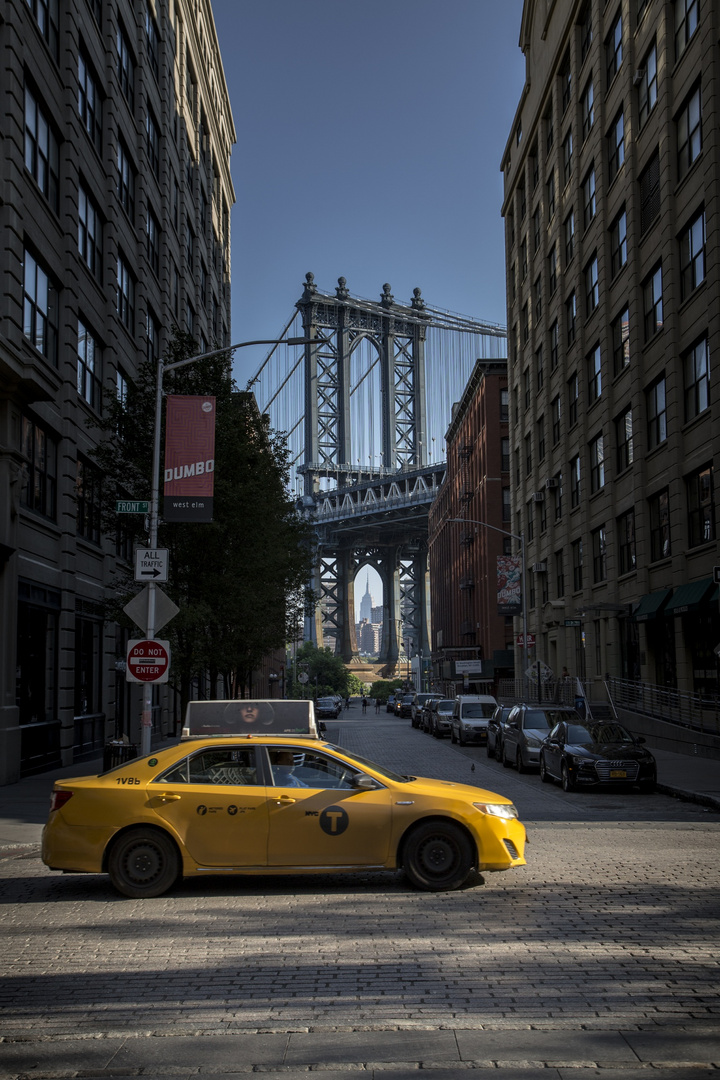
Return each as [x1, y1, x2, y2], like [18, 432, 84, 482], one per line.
[92, 330, 315, 711]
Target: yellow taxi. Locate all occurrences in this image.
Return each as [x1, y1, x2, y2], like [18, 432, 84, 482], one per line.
[42, 700, 526, 898]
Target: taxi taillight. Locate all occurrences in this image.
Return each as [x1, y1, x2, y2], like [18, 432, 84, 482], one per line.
[49, 790, 73, 813]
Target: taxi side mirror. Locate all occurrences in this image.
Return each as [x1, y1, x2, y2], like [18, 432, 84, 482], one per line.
[351, 774, 378, 791]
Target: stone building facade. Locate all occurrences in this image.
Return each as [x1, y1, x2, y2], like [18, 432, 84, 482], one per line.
[0, 0, 235, 782]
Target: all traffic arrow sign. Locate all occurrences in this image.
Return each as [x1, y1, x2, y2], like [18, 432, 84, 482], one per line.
[135, 548, 169, 583]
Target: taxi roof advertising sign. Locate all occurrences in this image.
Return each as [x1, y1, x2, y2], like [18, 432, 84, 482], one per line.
[183, 699, 319, 738]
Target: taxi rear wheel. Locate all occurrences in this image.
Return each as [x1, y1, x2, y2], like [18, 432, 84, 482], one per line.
[403, 821, 474, 891]
[108, 828, 181, 899]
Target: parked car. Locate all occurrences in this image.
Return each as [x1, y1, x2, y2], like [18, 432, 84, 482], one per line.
[398, 693, 415, 718]
[501, 705, 580, 771]
[539, 718, 657, 792]
[410, 693, 436, 728]
[386, 694, 397, 714]
[486, 705, 515, 760]
[315, 697, 342, 720]
[426, 698, 455, 738]
[419, 697, 441, 733]
[450, 695, 498, 746]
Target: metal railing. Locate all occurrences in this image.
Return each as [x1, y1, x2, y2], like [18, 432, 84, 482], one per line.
[607, 678, 720, 736]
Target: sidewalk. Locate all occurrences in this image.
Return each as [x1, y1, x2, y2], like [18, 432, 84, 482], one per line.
[0, 721, 718, 855]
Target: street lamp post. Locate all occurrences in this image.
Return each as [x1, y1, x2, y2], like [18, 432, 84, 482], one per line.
[140, 335, 316, 756]
[448, 517, 528, 699]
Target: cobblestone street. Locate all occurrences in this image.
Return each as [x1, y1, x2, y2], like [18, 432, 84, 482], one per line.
[1, 714, 719, 1077]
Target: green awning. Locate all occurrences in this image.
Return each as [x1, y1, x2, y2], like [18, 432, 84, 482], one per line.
[633, 588, 672, 622]
[665, 578, 714, 615]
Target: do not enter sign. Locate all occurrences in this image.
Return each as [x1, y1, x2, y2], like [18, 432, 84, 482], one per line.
[126, 639, 170, 683]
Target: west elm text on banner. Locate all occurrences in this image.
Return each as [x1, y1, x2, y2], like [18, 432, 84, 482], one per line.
[497, 555, 522, 615]
[163, 395, 216, 522]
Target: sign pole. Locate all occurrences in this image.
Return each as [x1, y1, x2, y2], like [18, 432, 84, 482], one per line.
[139, 355, 165, 757]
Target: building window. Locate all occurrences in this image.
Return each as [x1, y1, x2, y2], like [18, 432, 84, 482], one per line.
[610, 209, 627, 276]
[186, 300, 195, 337]
[566, 291, 576, 346]
[686, 464, 715, 546]
[580, 2, 592, 62]
[582, 164, 596, 230]
[117, 140, 135, 220]
[116, 254, 135, 332]
[522, 300, 530, 344]
[680, 208, 705, 300]
[524, 366, 531, 410]
[545, 104, 554, 155]
[684, 336, 710, 421]
[146, 6, 160, 80]
[77, 319, 102, 412]
[564, 209, 575, 265]
[172, 174, 179, 232]
[677, 85, 701, 179]
[76, 457, 102, 544]
[552, 394, 561, 445]
[638, 150, 660, 236]
[74, 604, 103, 717]
[501, 436, 510, 473]
[587, 343, 602, 402]
[615, 406, 634, 472]
[555, 550, 565, 597]
[20, 413, 57, 519]
[521, 236, 528, 280]
[550, 320, 559, 369]
[26, 0, 58, 58]
[570, 454, 581, 507]
[591, 526, 607, 582]
[548, 246, 558, 295]
[589, 433, 605, 492]
[612, 306, 630, 374]
[500, 387, 509, 422]
[572, 538, 583, 590]
[23, 249, 58, 364]
[525, 433, 532, 476]
[568, 372, 579, 426]
[531, 142, 539, 188]
[24, 85, 59, 213]
[172, 262, 179, 317]
[646, 375, 667, 449]
[606, 11, 622, 84]
[146, 208, 160, 276]
[186, 52, 197, 118]
[563, 129, 573, 185]
[116, 366, 128, 407]
[502, 486, 511, 523]
[581, 77, 594, 140]
[146, 110, 160, 177]
[561, 53, 572, 113]
[617, 510, 636, 574]
[638, 42, 657, 126]
[17, 582, 60, 726]
[643, 265, 663, 340]
[675, 0, 699, 61]
[78, 186, 103, 280]
[585, 255, 599, 314]
[533, 205, 541, 251]
[547, 170, 556, 218]
[534, 276, 542, 323]
[536, 345, 544, 392]
[555, 472, 564, 520]
[537, 415, 546, 462]
[146, 307, 159, 363]
[117, 24, 135, 111]
[78, 53, 102, 154]
[649, 488, 671, 560]
[186, 220, 195, 269]
[519, 182, 527, 220]
[608, 110, 625, 182]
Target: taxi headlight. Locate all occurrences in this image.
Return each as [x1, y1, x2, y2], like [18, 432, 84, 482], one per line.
[472, 802, 518, 820]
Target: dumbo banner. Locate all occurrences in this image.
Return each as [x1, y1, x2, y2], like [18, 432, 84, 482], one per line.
[163, 395, 216, 522]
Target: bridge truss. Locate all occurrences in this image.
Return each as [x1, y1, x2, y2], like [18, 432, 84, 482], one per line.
[251, 275, 506, 672]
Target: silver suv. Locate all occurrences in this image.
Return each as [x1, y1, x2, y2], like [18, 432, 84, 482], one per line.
[501, 705, 582, 772]
[450, 695, 498, 746]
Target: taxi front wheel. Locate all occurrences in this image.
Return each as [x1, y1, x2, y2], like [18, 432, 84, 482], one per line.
[108, 828, 181, 899]
[403, 821, 474, 891]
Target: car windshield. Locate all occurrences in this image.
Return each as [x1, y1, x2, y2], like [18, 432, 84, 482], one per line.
[317, 699, 334, 706]
[324, 745, 411, 783]
[417, 695, 433, 703]
[403, 695, 414, 703]
[463, 703, 495, 718]
[566, 722, 634, 745]
[436, 700, 454, 712]
[521, 709, 556, 730]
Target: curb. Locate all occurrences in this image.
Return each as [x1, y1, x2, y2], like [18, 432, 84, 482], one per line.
[657, 782, 720, 812]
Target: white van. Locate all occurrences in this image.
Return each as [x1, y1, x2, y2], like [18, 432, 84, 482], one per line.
[450, 694, 498, 746]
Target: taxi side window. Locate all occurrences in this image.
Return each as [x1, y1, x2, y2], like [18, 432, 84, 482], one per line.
[284, 750, 359, 789]
[189, 748, 259, 786]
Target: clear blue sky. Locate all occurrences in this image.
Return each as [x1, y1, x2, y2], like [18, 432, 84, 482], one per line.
[211, 1, 526, 390]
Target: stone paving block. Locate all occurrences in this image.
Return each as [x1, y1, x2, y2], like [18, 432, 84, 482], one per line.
[108, 1033, 288, 1069]
[0, 1037, 127, 1077]
[455, 1029, 636, 1063]
[370, 1070, 560, 1079]
[558, 1071, 720, 1080]
[622, 1028, 720, 1062]
[284, 1030, 458, 1066]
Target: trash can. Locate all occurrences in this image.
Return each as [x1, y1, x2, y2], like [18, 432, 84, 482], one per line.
[102, 742, 138, 771]
[574, 696, 586, 719]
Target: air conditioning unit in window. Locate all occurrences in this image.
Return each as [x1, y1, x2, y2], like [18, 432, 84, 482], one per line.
[532, 491, 544, 502]
[531, 561, 547, 573]
[545, 477, 559, 489]
[633, 68, 645, 86]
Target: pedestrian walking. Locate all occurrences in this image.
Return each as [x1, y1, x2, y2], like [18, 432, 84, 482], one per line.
[375, 697, 380, 714]
[362, 696, 367, 714]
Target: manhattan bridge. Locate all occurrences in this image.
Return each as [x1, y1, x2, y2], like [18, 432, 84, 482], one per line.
[250, 273, 506, 674]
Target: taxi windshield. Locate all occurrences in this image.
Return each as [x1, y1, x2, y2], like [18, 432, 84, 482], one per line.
[324, 744, 411, 783]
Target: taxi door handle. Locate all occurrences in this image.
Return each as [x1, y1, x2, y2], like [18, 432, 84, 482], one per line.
[157, 792, 181, 802]
[275, 795, 296, 805]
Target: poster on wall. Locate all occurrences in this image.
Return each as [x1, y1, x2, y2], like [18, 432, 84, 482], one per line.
[163, 395, 216, 522]
[497, 555, 522, 615]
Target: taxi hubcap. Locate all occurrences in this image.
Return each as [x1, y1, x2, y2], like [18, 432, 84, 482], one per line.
[422, 837, 455, 872]
[125, 844, 161, 883]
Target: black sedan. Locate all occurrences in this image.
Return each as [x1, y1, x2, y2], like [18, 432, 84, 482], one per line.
[539, 719, 657, 793]
[315, 697, 341, 720]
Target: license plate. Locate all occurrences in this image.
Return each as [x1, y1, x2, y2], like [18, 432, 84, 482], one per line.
[609, 769, 627, 778]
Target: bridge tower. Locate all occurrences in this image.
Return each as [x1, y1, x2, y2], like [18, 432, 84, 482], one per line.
[297, 274, 433, 673]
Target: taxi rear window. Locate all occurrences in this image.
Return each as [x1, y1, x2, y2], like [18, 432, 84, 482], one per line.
[155, 747, 259, 786]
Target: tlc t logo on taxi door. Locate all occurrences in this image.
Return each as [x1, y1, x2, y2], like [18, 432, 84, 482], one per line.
[319, 806, 349, 835]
